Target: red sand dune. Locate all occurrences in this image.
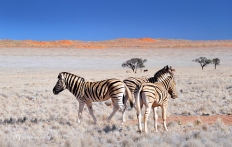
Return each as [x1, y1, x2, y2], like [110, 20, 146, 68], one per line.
[0, 38, 232, 49]
[25, 40, 48, 45]
[57, 40, 73, 45]
[138, 38, 157, 42]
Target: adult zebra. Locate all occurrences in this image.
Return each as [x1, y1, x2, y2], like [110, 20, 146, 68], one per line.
[53, 72, 133, 124]
[123, 65, 175, 103]
[135, 75, 178, 133]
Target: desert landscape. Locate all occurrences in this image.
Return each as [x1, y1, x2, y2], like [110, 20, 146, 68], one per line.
[0, 39, 232, 147]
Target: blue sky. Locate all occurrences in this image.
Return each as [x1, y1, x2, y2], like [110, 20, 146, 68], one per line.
[0, 0, 232, 41]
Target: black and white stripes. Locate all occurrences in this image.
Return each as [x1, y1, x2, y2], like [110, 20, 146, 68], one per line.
[52, 65, 178, 132]
[135, 75, 178, 133]
[53, 72, 133, 124]
[123, 65, 175, 101]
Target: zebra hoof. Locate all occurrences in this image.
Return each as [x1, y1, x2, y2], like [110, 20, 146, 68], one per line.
[137, 130, 142, 134]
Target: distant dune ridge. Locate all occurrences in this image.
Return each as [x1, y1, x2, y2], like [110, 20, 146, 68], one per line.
[0, 38, 232, 48]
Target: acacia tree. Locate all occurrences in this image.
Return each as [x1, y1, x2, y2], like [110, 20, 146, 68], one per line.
[122, 58, 147, 73]
[193, 57, 212, 70]
[212, 58, 220, 69]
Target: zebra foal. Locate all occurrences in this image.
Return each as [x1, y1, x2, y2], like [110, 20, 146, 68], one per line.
[123, 65, 175, 106]
[53, 72, 133, 124]
[135, 75, 178, 133]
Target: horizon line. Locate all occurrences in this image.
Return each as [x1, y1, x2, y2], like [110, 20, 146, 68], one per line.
[1, 37, 232, 42]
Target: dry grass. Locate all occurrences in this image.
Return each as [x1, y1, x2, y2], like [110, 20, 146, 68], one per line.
[0, 47, 232, 146]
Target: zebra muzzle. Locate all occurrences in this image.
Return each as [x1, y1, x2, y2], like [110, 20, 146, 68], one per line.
[53, 88, 58, 95]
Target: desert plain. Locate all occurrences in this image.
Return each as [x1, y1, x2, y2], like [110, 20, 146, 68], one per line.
[0, 38, 232, 147]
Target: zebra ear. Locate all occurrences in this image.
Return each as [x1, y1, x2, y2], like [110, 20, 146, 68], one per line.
[58, 73, 62, 79]
[170, 66, 175, 72]
[165, 65, 169, 70]
[168, 67, 175, 77]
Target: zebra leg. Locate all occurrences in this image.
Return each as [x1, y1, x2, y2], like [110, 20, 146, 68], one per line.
[77, 101, 85, 123]
[122, 98, 127, 123]
[86, 101, 97, 124]
[107, 100, 120, 122]
[135, 91, 144, 111]
[144, 102, 152, 133]
[136, 109, 142, 133]
[162, 105, 168, 131]
[136, 92, 142, 133]
[137, 95, 143, 129]
[110, 92, 125, 123]
[153, 107, 158, 132]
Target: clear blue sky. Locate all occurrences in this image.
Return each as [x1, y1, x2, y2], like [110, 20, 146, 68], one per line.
[0, 0, 232, 41]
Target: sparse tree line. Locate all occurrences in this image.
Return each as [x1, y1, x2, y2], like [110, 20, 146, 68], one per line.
[193, 57, 220, 70]
[121, 57, 220, 72]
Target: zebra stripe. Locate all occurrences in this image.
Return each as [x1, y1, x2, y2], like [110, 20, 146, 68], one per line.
[123, 65, 175, 100]
[135, 76, 178, 133]
[53, 72, 133, 124]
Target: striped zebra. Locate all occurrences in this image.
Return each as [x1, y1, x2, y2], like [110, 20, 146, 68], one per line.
[135, 75, 178, 133]
[123, 65, 175, 104]
[53, 72, 134, 124]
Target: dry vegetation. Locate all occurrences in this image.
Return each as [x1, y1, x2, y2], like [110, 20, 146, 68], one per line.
[0, 46, 232, 147]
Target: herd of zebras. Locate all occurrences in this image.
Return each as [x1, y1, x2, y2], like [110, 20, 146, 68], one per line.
[53, 65, 178, 133]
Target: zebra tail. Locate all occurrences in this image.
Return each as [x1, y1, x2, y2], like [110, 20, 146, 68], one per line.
[124, 84, 134, 108]
[135, 84, 143, 113]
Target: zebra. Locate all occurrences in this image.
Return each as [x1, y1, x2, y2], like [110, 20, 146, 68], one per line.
[123, 65, 175, 104]
[135, 75, 178, 133]
[53, 72, 134, 124]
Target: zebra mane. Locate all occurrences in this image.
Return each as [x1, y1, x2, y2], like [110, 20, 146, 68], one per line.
[60, 72, 85, 81]
[154, 66, 169, 76]
[150, 65, 174, 82]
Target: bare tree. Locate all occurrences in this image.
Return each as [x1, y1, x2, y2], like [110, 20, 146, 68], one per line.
[212, 58, 220, 69]
[122, 58, 147, 73]
[193, 57, 212, 70]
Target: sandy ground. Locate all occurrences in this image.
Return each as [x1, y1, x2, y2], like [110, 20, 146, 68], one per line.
[0, 47, 232, 146]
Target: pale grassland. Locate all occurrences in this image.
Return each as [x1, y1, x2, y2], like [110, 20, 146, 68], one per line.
[0, 47, 232, 146]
